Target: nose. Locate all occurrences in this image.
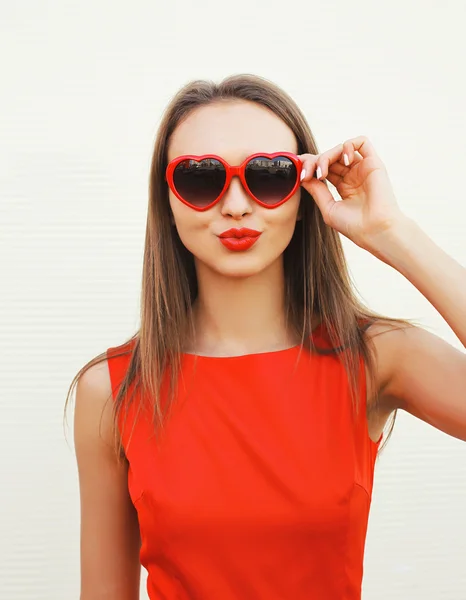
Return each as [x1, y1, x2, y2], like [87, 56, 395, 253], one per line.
[220, 176, 253, 219]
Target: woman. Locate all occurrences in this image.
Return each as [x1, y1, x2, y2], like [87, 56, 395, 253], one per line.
[67, 74, 466, 599]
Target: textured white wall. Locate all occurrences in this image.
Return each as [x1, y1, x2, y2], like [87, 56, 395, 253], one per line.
[1, 1, 465, 598]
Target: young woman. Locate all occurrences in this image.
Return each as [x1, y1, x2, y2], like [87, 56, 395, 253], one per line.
[67, 74, 466, 599]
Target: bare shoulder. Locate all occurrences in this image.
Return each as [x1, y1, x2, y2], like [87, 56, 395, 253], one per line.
[363, 319, 445, 398]
[364, 320, 413, 389]
[74, 357, 115, 449]
[362, 319, 445, 409]
[363, 319, 466, 442]
[362, 320, 415, 439]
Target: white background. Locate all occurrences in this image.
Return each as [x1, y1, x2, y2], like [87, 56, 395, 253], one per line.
[1, 1, 465, 598]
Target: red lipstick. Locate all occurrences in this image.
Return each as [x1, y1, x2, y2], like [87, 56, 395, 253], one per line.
[218, 228, 261, 251]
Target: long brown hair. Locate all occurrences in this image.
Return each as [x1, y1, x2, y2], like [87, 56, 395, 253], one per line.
[64, 73, 411, 454]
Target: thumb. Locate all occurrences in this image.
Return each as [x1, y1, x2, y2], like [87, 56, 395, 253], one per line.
[301, 177, 336, 224]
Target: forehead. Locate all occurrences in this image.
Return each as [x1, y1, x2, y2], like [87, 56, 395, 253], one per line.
[167, 100, 297, 163]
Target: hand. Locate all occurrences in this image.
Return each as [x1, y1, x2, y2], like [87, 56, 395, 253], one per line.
[299, 136, 405, 251]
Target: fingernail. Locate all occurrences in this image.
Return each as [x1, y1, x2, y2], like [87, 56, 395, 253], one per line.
[316, 166, 322, 179]
[300, 169, 306, 181]
[344, 153, 350, 166]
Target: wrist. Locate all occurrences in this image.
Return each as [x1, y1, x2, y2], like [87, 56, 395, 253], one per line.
[365, 214, 420, 267]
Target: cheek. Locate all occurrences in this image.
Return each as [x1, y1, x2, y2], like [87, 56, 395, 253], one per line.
[272, 195, 302, 245]
[169, 194, 210, 247]
[268, 192, 301, 230]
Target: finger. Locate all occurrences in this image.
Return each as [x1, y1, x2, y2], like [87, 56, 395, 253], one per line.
[297, 153, 317, 163]
[318, 137, 373, 177]
[297, 153, 320, 183]
[329, 153, 363, 177]
[341, 141, 354, 167]
[301, 177, 336, 222]
[345, 136, 377, 160]
[326, 172, 343, 188]
[328, 162, 349, 177]
[314, 143, 344, 180]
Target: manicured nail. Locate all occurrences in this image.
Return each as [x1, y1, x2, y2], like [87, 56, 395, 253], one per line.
[316, 166, 322, 179]
[344, 153, 350, 166]
[300, 169, 306, 181]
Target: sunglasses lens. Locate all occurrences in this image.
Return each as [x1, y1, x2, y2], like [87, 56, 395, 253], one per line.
[245, 156, 297, 205]
[173, 159, 226, 208]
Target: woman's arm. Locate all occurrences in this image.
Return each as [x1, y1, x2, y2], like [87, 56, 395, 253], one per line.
[74, 361, 141, 600]
[300, 137, 466, 441]
[370, 217, 466, 349]
[368, 320, 466, 442]
[366, 217, 466, 442]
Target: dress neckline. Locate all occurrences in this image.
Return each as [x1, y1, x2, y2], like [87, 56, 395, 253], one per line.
[181, 322, 325, 360]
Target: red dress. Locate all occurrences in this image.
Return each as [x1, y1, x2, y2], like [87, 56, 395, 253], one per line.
[107, 326, 381, 599]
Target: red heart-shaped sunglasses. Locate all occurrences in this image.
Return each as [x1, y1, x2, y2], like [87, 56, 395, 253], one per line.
[165, 152, 303, 211]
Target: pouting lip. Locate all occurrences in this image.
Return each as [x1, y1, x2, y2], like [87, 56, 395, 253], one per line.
[219, 228, 262, 239]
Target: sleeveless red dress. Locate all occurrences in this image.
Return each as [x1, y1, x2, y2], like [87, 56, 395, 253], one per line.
[107, 327, 381, 599]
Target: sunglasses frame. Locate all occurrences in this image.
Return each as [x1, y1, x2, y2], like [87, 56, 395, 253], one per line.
[165, 152, 303, 211]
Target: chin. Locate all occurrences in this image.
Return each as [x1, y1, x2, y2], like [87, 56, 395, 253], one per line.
[214, 265, 264, 279]
[203, 252, 282, 279]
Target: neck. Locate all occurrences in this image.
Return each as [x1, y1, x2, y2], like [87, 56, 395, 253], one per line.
[188, 258, 298, 356]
